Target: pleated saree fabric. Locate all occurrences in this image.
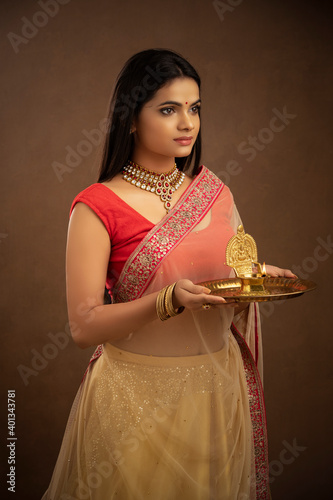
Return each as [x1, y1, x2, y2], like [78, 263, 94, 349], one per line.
[42, 167, 270, 499]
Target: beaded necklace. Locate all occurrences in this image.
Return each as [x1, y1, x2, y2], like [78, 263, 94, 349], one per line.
[122, 160, 186, 213]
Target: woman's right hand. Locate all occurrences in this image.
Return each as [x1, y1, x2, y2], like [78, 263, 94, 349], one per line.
[173, 279, 228, 311]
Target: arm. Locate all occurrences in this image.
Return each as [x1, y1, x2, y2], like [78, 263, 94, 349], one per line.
[66, 202, 159, 348]
[66, 203, 227, 348]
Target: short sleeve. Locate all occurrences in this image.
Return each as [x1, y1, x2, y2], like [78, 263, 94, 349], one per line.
[70, 184, 112, 239]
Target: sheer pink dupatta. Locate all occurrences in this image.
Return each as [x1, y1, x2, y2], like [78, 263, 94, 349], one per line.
[87, 166, 269, 498]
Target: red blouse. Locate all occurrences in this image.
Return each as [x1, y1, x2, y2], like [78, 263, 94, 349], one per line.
[70, 184, 154, 294]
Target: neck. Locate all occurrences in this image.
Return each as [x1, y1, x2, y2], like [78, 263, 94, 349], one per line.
[131, 151, 176, 173]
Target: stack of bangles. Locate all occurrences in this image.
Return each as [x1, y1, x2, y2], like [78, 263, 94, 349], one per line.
[156, 282, 185, 321]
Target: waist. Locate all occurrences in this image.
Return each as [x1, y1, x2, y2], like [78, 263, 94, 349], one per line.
[108, 308, 233, 357]
[103, 340, 228, 367]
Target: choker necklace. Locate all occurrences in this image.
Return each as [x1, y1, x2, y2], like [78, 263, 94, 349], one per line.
[122, 160, 186, 213]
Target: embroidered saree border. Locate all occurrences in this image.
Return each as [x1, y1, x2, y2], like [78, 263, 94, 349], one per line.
[113, 166, 224, 303]
[81, 344, 103, 383]
[231, 323, 270, 499]
[254, 304, 259, 365]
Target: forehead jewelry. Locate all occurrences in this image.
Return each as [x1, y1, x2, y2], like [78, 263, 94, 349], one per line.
[123, 160, 186, 213]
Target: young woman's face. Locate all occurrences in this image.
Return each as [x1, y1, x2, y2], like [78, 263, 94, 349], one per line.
[132, 77, 200, 161]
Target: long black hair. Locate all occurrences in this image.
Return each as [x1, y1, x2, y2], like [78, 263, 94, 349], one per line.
[98, 49, 202, 183]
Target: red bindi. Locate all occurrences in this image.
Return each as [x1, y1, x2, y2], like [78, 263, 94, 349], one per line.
[185, 101, 188, 104]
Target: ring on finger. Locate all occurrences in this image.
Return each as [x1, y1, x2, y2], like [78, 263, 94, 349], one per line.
[202, 303, 211, 310]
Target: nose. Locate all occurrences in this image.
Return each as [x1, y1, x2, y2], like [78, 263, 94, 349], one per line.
[178, 111, 194, 131]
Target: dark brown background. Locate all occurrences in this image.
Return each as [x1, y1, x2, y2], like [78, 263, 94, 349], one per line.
[1, 0, 332, 498]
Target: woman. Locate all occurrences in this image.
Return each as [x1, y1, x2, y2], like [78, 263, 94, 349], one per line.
[42, 49, 295, 499]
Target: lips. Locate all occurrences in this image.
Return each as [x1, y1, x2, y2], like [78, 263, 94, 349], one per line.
[174, 136, 193, 146]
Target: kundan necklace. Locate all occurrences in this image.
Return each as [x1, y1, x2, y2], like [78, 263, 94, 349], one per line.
[122, 160, 186, 213]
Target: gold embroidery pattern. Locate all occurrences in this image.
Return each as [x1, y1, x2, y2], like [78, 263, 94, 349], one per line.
[231, 324, 270, 499]
[113, 167, 224, 303]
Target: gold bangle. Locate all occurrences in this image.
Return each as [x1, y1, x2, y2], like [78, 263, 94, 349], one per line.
[156, 285, 169, 321]
[156, 282, 184, 321]
[165, 283, 177, 317]
[171, 283, 185, 316]
[165, 282, 184, 317]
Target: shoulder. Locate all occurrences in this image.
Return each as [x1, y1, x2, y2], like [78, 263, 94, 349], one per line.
[71, 183, 108, 207]
[70, 183, 115, 237]
[70, 182, 119, 214]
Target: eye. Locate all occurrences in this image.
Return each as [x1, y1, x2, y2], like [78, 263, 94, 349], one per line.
[190, 105, 201, 114]
[160, 107, 175, 115]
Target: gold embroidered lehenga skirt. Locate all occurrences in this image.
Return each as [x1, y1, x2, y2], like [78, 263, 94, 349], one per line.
[43, 325, 262, 500]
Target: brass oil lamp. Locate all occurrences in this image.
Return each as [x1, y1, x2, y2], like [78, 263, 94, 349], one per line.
[226, 225, 269, 295]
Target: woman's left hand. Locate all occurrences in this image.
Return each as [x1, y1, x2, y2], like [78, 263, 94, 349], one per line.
[265, 265, 297, 278]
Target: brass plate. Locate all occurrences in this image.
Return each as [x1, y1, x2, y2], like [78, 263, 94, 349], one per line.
[198, 277, 317, 302]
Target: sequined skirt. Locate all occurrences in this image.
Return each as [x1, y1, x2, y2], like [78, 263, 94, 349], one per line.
[42, 339, 256, 500]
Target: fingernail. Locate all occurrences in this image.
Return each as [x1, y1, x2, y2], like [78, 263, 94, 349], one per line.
[204, 287, 211, 293]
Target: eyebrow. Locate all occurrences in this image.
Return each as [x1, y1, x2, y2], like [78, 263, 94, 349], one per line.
[157, 99, 201, 107]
